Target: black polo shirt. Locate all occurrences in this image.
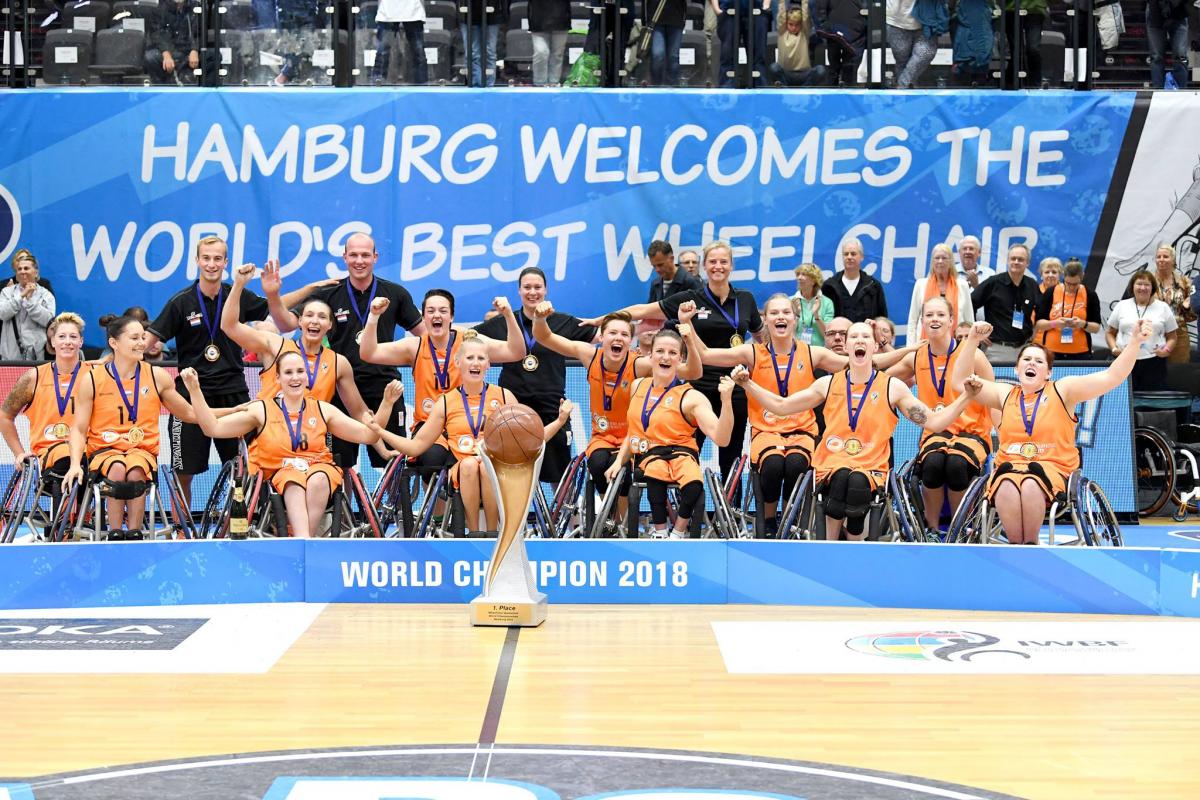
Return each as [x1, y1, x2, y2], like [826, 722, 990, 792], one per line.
[660, 284, 763, 393]
[971, 273, 1043, 346]
[304, 276, 422, 396]
[820, 271, 888, 323]
[647, 268, 703, 304]
[474, 310, 596, 416]
[148, 281, 269, 395]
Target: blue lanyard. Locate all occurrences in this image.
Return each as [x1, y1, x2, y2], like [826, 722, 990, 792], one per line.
[52, 362, 80, 417]
[845, 370, 877, 433]
[1019, 389, 1044, 437]
[641, 379, 680, 430]
[460, 384, 488, 438]
[768, 341, 796, 397]
[108, 363, 141, 424]
[926, 339, 956, 399]
[282, 398, 306, 450]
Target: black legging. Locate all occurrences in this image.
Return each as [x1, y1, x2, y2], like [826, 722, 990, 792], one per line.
[587, 447, 631, 497]
[918, 451, 977, 492]
[823, 467, 874, 536]
[757, 451, 810, 508]
[694, 385, 748, 501]
[646, 478, 704, 526]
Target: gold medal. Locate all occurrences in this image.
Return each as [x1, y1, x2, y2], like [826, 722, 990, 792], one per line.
[1019, 442, 1039, 459]
[204, 344, 220, 363]
[522, 354, 539, 371]
[844, 437, 863, 456]
[127, 426, 145, 445]
[595, 415, 609, 432]
[51, 422, 70, 440]
[730, 334, 743, 347]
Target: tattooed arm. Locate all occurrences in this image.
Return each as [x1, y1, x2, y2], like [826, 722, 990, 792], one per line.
[0, 369, 36, 465]
[890, 374, 983, 433]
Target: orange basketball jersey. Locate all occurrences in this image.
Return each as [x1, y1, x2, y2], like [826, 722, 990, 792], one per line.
[258, 340, 337, 403]
[813, 370, 897, 479]
[995, 381, 1079, 476]
[586, 348, 634, 453]
[253, 397, 335, 474]
[86, 362, 162, 456]
[443, 384, 506, 462]
[26, 362, 82, 458]
[625, 378, 697, 456]
[413, 334, 462, 424]
[1038, 284, 1089, 355]
[747, 341, 817, 437]
[913, 343, 991, 442]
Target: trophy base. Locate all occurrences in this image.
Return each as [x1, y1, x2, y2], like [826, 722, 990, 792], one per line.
[469, 593, 549, 627]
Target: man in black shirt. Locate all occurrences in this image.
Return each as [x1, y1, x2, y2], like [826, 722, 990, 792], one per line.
[264, 232, 425, 468]
[647, 240, 702, 304]
[144, 0, 200, 84]
[474, 267, 597, 483]
[970, 243, 1042, 362]
[821, 238, 888, 323]
[147, 236, 271, 502]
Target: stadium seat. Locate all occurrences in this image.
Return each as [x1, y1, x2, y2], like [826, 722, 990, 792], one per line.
[424, 28, 453, 82]
[62, 0, 112, 32]
[42, 29, 94, 84]
[89, 27, 144, 82]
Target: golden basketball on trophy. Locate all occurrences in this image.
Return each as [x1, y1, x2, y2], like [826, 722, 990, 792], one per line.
[482, 404, 544, 465]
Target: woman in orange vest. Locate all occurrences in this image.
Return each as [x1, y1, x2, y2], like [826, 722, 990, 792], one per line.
[359, 289, 525, 471]
[183, 350, 385, 537]
[603, 330, 735, 539]
[61, 316, 197, 539]
[736, 322, 981, 541]
[373, 335, 572, 535]
[530, 299, 701, 524]
[1033, 258, 1101, 362]
[952, 319, 1152, 544]
[887, 297, 995, 534]
[1, 312, 88, 478]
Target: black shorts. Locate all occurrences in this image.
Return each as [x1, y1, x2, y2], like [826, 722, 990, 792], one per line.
[171, 390, 249, 475]
[331, 387, 407, 469]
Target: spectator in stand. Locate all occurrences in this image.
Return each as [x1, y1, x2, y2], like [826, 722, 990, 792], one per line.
[824, 316, 851, 355]
[951, 0, 993, 85]
[645, 0, 686, 85]
[874, 316, 896, 352]
[791, 263, 834, 346]
[372, 0, 428, 85]
[957, 234, 992, 289]
[814, 0, 866, 86]
[460, 0, 508, 86]
[715, 0, 769, 88]
[0, 249, 55, 361]
[1034, 258, 1101, 362]
[530, 0, 569, 85]
[970, 243, 1041, 362]
[1150, 243, 1195, 362]
[647, 240, 702, 304]
[1037, 257, 1061, 295]
[144, 0, 201, 84]
[886, 0, 942, 88]
[679, 249, 701, 278]
[768, 6, 826, 85]
[821, 238, 888, 322]
[1107, 270, 1177, 390]
[906, 243, 973, 343]
[1146, 0, 1189, 89]
[1000, 0, 1045, 88]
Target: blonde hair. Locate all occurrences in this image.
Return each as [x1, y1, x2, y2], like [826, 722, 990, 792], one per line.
[10, 248, 36, 271]
[48, 311, 85, 340]
[1155, 243, 1177, 268]
[785, 6, 805, 26]
[195, 235, 227, 259]
[793, 262, 823, 290]
[1038, 257, 1063, 277]
[930, 243, 958, 281]
[702, 240, 733, 266]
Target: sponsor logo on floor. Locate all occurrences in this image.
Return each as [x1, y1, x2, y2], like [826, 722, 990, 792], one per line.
[713, 620, 1200, 674]
[0, 604, 322, 674]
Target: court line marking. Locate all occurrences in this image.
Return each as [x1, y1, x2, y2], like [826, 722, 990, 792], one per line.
[39, 746, 1010, 799]
[479, 627, 521, 745]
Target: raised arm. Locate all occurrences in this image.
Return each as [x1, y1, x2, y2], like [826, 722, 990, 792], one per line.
[221, 263, 279, 358]
[320, 402, 382, 446]
[679, 301, 753, 368]
[542, 398, 574, 441]
[731, 365, 832, 416]
[481, 297, 526, 364]
[676, 302, 703, 380]
[577, 301, 667, 328]
[154, 366, 197, 423]
[531, 301, 597, 361]
[950, 321, 991, 388]
[261, 259, 299, 333]
[360, 297, 419, 366]
[1059, 319, 1154, 407]
[180, 368, 260, 439]
[683, 376, 735, 447]
[371, 397, 448, 458]
[0, 369, 36, 464]
[333, 353, 371, 418]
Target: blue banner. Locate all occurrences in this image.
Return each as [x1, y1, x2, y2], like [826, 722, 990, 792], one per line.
[1159, 549, 1200, 617]
[0, 89, 1135, 342]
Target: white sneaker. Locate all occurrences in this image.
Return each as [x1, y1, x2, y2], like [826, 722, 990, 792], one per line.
[668, 529, 685, 539]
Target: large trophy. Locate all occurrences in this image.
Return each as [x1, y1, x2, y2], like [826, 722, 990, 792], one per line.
[470, 403, 549, 627]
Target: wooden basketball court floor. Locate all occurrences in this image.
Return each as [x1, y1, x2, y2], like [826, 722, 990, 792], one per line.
[2, 603, 1198, 799]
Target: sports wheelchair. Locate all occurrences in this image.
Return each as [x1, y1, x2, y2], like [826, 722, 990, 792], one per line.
[45, 463, 194, 542]
[945, 467, 1121, 547]
[1131, 391, 1200, 521]
[585, 460, 712, 539]
[1, 456, 62, 543]
[776, 467, 912, 542]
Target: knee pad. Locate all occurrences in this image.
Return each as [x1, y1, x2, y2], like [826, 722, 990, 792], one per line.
[757, 456, 785, 503]
[823, 468, 851, 520]
[100, 477, 148, 501]
[943, 455, 976, 492]
[784, 452, 810, 479]
[677, 480, 703, 514]
[645, 479, 670, 525]
[844, 472, 873, 519]
[920, 451, 947, 490]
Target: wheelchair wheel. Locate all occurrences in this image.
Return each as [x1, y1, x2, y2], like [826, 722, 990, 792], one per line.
[0, 459, 39, 544]
[1074, 478, 1123, 547]
[1133, 426, 1175, 517]
[946, 475, 989, 544]
[197, 459, 236, 539]
[777, 470, 814, 540]
[589, 467, 625, 538]
[161, 467, 196, 539]
[549, 454, 586, 538]
[48, 482, 84, 543]
[370, 456, 406, 536]
[886, 469, 920, 543]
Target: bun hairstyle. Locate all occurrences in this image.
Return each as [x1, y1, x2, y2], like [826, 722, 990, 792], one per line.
[105, 315, 143, 342]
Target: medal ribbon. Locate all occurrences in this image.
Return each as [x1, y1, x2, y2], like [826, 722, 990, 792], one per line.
[108, 363, 141, 424]
[52, 362, 80, 417]
[641, 379, 680, 430]
[461, 384, 488, 439]
[430, 331, 456, 390]
[1019, 389, 1044, 438]
[300, 342, 322, 391]
[195, 283, 225, 347]
[600, 354, 628, 412]
[845, 369, 877, 433]
[345, 277, 378, 330]
[520, 314, 536, 357]
[926, 339, 956, 399]
[282, 398, 306, 451]
[768, 341, 796, 397]
[703, 285, 740, 337]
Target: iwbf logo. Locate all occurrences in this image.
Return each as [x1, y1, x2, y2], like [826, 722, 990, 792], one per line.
[846, 630, 1031, 662]
[0, 183, 20, 264]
